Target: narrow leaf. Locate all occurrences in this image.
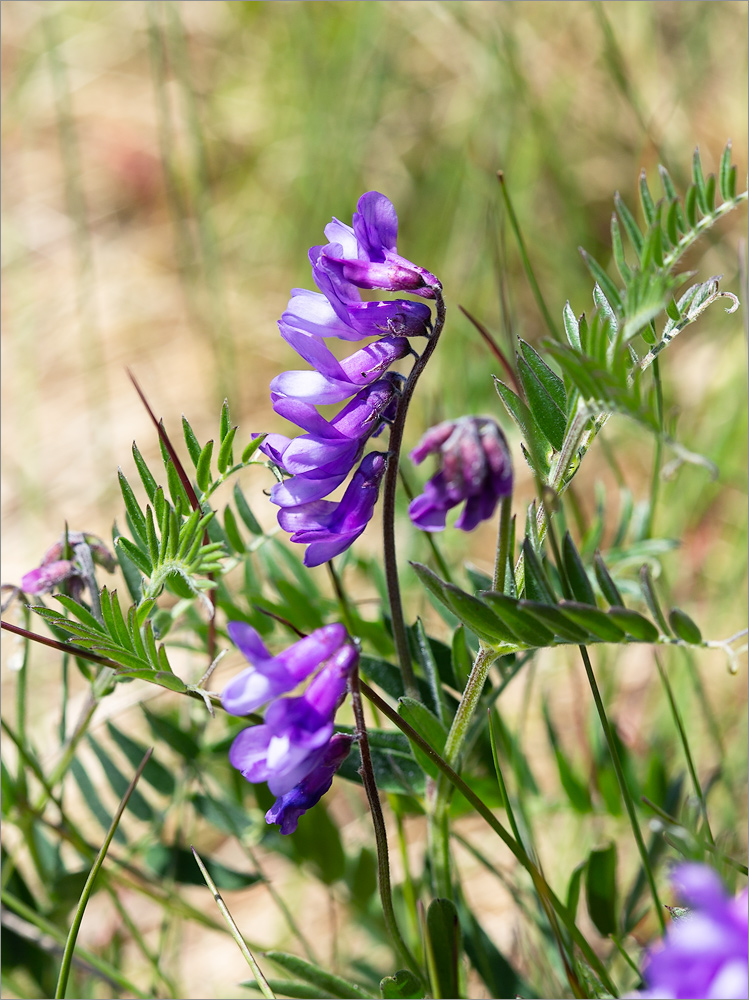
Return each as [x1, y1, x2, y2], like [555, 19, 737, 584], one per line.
[557, 601, 626, 643]
[593, 552, 623, 607]
[586, 843, 618, 937]
[562, 532, 596, 605]
[233, 483, 263, 535]
[131, 443, 158, 503]
[563, 301, 582, 350]
[518, 600, 594, 643]
[479, 591, 555, 646]
[115, 537, 152, 577]
[615, 191, 644, 258]
[719, 140, 733, 202]
[425, 898, 460, 1000]
[606, 607, 659, 642]
[668, 608, 702, 645]
[639, 565, 671, 635]
[265, 951, 372, 1000]
[639, 169, 656, 227]
[217, 425, 238, 475]
[118, 470, 147, 545]
[182, 416, 202, 467]
[692, 148, 708, 214]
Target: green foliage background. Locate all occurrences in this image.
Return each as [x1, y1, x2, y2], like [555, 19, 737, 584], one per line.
[1, 3, 746, 998]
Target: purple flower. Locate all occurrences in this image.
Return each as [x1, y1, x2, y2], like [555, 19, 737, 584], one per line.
[408, 416, 513, 532]
[270, 327, 411, 406]
[285, 281, 431, 342]
[20, 532, 116, 598]
[627, 864, 748, 1000]
[315, 192, 441, 299]
[277, 452, 387, 567]
[221, 621, 349, 715]
[265, 733, 355, 834]
[265, 375, 401, 508]
[228, 641, 358, 796]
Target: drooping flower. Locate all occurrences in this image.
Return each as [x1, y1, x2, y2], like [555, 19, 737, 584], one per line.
[20, 532, 116, 599]
[627, 864, 748, 1000]
[221, 621, 349, 715]
[270, 328, 411, 406]
[264, 375, 401, 508]
[226, 632, 357, 798]
[277, 452, 387, 567]
[315, 191, 441, 298]
[265, 732, 354, 835]
[408, 416, 513, 532]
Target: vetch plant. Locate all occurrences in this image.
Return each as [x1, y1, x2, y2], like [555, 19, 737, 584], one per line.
[2, 147, 746, 1000]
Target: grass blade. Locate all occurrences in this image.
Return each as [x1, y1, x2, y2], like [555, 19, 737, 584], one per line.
[55, 749, 153, 999]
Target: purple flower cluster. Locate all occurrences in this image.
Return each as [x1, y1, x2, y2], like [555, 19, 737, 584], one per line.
[409, 416, 513, 532]
[628, 864, 748, 1000]
[261, 191, 441, 567]
[222, 621, 357, 834]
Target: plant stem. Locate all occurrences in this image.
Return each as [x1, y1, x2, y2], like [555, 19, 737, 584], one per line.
[645, 356, 664, 538]
[578, 646, 666, 933]
[359, 680, 618, 997]
[443, 646, 496, 768]
[493, 494, 513, 592]
[349, 668, 423, 981]
[382, 290, 446, 698]
[654, 651, 714, 845]
[399, 467, 453, 583]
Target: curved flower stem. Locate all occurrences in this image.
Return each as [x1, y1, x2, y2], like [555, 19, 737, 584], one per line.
[382, 290, 447, 699]
[349, 667, 423, 983]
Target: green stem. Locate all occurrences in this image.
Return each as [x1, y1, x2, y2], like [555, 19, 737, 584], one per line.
[359, 681, 619, 997]
[382, 290, 446, 699]
[645, 356, 664, 539]
[349, 668, 423, 981]
[192, 848, 276, 999]
[654, 651, 714, 845]
[493, 494, 513, 592]
[443, 647, 497, 768]
[326, 561, 356, 635]
[578, 646, 665, 933]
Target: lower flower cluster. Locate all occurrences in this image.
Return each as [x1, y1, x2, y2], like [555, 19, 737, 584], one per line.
[259, 191, 441, 567]
[222, 621, 357, 834]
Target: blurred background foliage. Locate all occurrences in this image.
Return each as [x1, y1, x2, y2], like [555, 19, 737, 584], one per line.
[1, 2, 746, 997]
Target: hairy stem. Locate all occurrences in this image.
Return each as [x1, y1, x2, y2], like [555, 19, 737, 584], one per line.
[349, 668, 423, 981]
[382, 290, 446, 698]
[645, 356, 664, 538]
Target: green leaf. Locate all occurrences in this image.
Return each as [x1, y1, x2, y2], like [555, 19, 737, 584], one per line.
[379, 970, 424, 999]
[182, 416, 202, 467]
[444, 582, 515, 645]
[131, 443, 158, 503]
[579, 249, 622, 313]
[606, 606, 659, 642]
[517, 356, 566, 451]
[692, 148, 708, 214]
[87, 735, 153, 823]
[563, 301, 582, 349]
[668, 608, 702, 645]
[593, 552, 623, 607]
[144, 844, 260, 890]
[615, 191, 644, 258]
[520, 539, 557, 603]
[113, 523, 142, 602]
[658, 164, 678, 203]
[493, 378, 551, 478]
[196, 440, 214, 493]
[241, 433, 267, 464]
[336, 727, 424, 797]
[685, 184, 698, 228]
[566, 860, 587, 919]
[518, 600, 593, 643]
[141, 708, 199, 759]
[639, 169, 656, 227]
[244, 980, 328, 999]
[562, 532, 596, 605]
[233, 483, 263, 535]
[425, 898, 460, 1000]
[519, 340, 567, 412]
[557, 601, 625, 643]
[105, 723, 174, 796]
[719, 140, 734, 202]
[69, 759, 127, 844]
[223, 504, 245, 554]
[610, 213, 631, 284]
[217, 425, 238, 475]
[118, 469, 147, 546]
[265, 953, 373, 1000]
[586, 843, 618, 937]
[479, 591, 554, 647]
[219, 399, 231, 443]
[704, 173, 716, 213]
[52, 594, 106, 634]
[398, 698, 448, 780]
[458, 902, 528, 1000]
[666, 200, 680, 246]
[639, 565, 671, 635]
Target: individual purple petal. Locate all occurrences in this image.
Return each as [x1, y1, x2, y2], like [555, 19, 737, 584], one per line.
[226, 621, 274, 665]
[322, 219, 358, 256]
[228, 724, 274, 783]
[283, 288, 366, 341]
[673, 862, 729, 912]
[265, 733, 355, 835]
[258, 433, 292, 467]
[320, 251, 437, 298]
[409, 417, 513, 533]
[21, 560, 78, 595]
[270, 471, 350, 507]
[353, 191, 399, 256]
[270, 369, 360, 406]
